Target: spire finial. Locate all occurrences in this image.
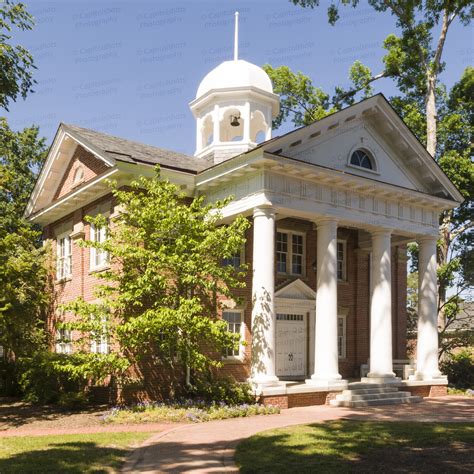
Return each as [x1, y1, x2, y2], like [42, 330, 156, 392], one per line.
[234, 11, 239, 61]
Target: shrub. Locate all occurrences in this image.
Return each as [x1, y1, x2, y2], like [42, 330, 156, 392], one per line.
[18, 351, 84, 404]
[188, 376, 256, 405]
[441, 349, 474, 389]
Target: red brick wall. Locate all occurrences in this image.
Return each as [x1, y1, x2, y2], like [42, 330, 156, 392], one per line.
[260, 391, 339, 408]
[54, 145, 109, 200]
[405, 385, 447, 398]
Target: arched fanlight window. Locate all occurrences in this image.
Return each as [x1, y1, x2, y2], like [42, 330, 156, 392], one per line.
[73, 165, 84, 184]
[350, 149, 374, 170]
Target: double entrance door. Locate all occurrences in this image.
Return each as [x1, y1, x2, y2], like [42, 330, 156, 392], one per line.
[275, 313, 307, 378]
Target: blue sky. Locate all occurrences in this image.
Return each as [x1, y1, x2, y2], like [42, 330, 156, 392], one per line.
[5, 0, 473, 155]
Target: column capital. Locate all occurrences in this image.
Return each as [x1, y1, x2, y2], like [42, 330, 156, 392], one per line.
[370, 227, 393, 237]
[253, 206, 275, 219]
[417, 234, 438, 245]
[313, 216, 338, 227]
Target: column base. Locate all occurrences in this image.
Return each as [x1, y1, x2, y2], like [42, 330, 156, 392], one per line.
[409, 372, 447, 382]
[305, 377, 348, 390]
[250, 375, 281, 387]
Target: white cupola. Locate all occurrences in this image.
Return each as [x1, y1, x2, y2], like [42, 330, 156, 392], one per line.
[189, 12, 280, 164]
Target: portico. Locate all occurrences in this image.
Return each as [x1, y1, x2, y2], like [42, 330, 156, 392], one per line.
[245, 206, 445, 391]
[195, 94, 461, 400]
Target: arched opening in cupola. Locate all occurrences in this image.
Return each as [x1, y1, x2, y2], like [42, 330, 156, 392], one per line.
[220, 107, 244, 142]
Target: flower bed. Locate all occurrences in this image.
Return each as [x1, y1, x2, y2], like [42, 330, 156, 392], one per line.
[101, 400, 280, 424]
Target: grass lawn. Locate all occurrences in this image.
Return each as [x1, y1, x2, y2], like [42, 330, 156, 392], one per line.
[235, 421, 474, 473]
[0, 432, 151, 473]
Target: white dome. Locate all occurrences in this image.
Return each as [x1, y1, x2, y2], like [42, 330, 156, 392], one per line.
[196, 59, 273, 98]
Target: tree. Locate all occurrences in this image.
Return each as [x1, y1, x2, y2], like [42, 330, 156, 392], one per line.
[61, 169, 250, 394]
[0, 0, 36, 110]
[290, 0, 473, 156]
[0, 118, 49, 377]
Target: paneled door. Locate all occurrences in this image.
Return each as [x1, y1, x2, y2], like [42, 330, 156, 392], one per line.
[276, 313, 306, 377]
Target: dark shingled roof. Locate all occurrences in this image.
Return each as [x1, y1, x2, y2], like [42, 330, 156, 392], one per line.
[62, 123, 211, 173]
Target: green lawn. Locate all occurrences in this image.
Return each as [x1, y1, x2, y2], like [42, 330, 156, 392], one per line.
[235, 421, 474, 473]
[0, 432, 151, 474]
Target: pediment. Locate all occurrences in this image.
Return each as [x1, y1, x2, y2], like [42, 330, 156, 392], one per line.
[25, 124, 115, 218]
[284, 122, 425, 192]
[275, 279, 316, 300]
[262, 94, 462, 203]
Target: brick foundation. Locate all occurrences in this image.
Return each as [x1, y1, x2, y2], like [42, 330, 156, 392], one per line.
[404, 384, 447, 398]
[260, 391, 339, 408]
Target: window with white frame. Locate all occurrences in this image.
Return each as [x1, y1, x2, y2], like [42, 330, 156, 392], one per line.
[222, 310, 243, 358]
[56, 328, 72, 354]
[277, 231, 305, 276]
[337, 315, 346, 358]
[90, 320, 109, 354]
[56, 233, 72, 279]
[90, 222, 109, 270]
[337, 240, 347, 281]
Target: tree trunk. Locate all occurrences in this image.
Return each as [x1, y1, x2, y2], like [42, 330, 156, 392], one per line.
[425, 73, 438, 157]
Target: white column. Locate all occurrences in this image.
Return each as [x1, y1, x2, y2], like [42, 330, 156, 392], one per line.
[307, 218, 346, 388]
[250, 207, 279, 386]
[213, 104, 220, 144]
[366, 229, 396, 382]
[195, 117, 203, 153]
[414, 236, 444, 380]
[243, 101, 250, 144]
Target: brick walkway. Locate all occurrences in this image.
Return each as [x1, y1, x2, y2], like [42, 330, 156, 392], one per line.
[123, 396, 473, 474]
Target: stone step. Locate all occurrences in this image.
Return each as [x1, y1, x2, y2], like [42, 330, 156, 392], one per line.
[337, 391, 411, 402]
[348, 382, 400, 390]
[343, 387, 399, 396]
[330, 396, 422, 408]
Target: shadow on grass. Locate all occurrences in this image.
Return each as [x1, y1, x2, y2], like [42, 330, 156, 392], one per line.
[0, 440, 129, 474]
[235, 421, 474, 474]
[0, 400, 105, 429]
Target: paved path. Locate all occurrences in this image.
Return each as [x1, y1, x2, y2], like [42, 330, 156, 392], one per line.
[124, 396, 473, 474]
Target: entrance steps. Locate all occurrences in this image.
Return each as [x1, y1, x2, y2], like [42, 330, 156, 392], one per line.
[330, 382, 422, 408]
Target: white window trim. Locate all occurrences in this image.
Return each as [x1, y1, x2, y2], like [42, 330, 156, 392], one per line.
[56, 232, 72, 280]
[337, 239, 347, 282]
[55, 328, 72, 354]
[276, 229, 306, 277]
[90, 328, 109, 354]
[222, 309, 245, 361]
[89, 222, 109, 272]
[346, 145, 380, 175]
[338, 313, 347, 359]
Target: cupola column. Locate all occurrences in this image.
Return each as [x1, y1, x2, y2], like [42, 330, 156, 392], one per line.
[212, 104, 220, 144]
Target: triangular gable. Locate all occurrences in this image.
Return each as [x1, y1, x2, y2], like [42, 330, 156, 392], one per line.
[275, 279, 316, 300]
[25, 124, 115, 218]
[261, 94, 463, 203]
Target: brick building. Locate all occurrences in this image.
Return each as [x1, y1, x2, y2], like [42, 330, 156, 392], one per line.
[25, 29, 463, 405]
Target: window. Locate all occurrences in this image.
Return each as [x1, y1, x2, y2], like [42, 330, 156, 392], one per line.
[337, 315, 346, 359]
[56, 328, 72, 354]
[90, 223, 109, 270]
[277, 231, 305, 276]
[223, 310, 243, 358]
[350, 149, 374, 170]
[90, 318, 108, 354]
[337, 240, 347, 281]
[56, 233, 72, 279]
[222, 247, 244, 268]
[73, 166, 84, 185]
